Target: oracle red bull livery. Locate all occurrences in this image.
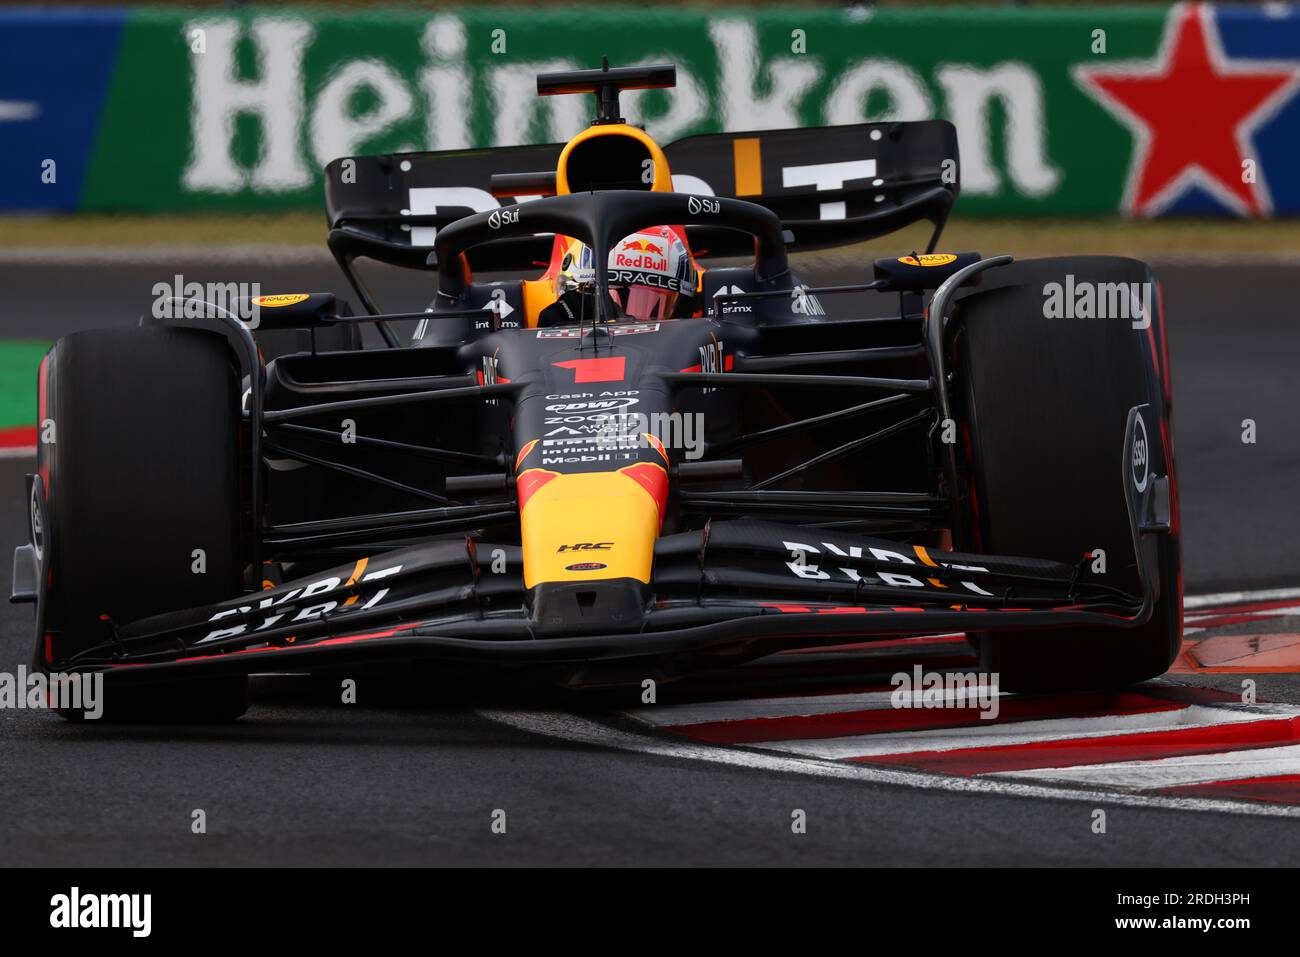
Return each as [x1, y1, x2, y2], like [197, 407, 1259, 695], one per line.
[13, 63, 1180, 720]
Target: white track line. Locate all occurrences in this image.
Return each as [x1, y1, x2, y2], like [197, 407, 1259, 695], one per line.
[1186, 604, 1300, 623]
[476, 708, 1300, 818]
[741, 705, 1288, 760]
[999, 743, 1300, 789]
[628, 689, 904, 726]
[0, 447, 35, 460]
[1186, 605, 1300, 620]
[1185, 587, 1300, 610]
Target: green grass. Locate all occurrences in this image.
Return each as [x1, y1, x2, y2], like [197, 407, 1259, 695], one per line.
[815, 217, 1300, 261]
[0, 214, 327, 249]
[4, 213, 1300, 258]
[0, 341, 50, 431]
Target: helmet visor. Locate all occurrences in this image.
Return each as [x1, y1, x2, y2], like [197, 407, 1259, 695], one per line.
[611, 285, 678, 321]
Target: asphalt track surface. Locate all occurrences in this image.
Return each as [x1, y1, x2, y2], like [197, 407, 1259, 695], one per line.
[1, 254, 1298, 866]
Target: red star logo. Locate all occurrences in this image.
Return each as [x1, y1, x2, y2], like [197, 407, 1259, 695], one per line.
[1075, 4, 1299, 216]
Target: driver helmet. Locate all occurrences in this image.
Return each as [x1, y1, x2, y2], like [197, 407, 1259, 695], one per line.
[554, 227, 697, 321]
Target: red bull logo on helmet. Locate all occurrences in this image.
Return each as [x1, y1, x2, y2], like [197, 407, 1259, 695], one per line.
[613, 251, 668, 271]
[607, 230, 689, 289]
[620, 237, 665, 255]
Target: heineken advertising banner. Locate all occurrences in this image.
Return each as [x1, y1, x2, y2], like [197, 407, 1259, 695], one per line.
[2, 4, 1299, 216]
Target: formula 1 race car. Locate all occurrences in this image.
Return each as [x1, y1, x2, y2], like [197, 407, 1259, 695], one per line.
[13, 63, 1180, 720]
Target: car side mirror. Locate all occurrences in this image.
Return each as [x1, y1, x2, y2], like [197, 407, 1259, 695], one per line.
[873, 252, 981, 292]
[233, 292, 352, 329]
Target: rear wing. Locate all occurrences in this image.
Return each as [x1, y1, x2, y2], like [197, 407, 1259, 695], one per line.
[324, 120, 959, 274]
[667, 122, 958, 255]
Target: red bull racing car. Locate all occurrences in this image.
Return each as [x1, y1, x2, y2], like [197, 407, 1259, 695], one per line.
[13, 63, 1180, 720]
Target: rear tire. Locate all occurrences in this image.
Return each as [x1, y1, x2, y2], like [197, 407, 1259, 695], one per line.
[954, 256, 1181, 693]
[35, 326, 249, 721]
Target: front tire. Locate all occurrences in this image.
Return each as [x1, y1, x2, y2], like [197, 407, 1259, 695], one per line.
[953, 256, 1182, 693]
[35, 326, 249, 721]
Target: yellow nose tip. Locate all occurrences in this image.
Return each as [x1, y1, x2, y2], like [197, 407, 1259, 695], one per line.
[518, 469, 665, 588]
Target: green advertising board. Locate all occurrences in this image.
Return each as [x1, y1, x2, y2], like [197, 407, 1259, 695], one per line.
[6, 5, 1297, 216]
